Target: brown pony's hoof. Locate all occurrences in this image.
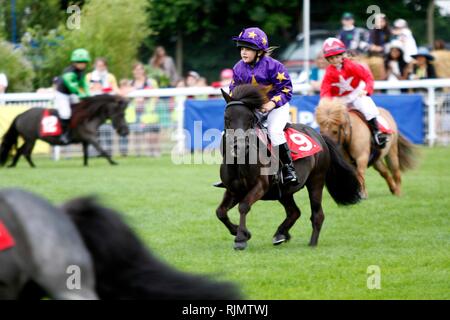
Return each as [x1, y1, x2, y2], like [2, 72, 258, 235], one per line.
[234, 241, 247, 250]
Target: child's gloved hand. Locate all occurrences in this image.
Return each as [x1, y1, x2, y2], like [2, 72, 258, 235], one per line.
[260, 101, 276, 113]
[358, 90, 368, 97]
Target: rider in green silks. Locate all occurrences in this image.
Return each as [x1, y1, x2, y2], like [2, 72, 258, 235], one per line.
[55, 48, 91, 144]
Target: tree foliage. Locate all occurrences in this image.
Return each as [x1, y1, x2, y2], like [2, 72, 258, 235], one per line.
[0, 41, 35, 92]
[22, 0, 150, 88]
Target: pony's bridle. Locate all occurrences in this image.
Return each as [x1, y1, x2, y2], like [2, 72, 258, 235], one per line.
[225, 101, 258, 128]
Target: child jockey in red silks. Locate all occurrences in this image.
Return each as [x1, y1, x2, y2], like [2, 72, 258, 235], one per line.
[218, 27, 298, 187]
[320, 37, 388, 147]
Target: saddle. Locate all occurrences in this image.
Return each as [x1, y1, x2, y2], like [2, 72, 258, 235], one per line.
[254, 122, 323, 200]
[348, 109, 394, 166]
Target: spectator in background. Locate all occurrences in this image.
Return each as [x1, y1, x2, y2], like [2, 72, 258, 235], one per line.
[408, 47, 437, 80]
[118, 78, 133, 97]
[385, 41, 409, 81]
[130, 62, 161, 157]
[149, 46, 180, 87]
[185, 70, 201, 87]
[211, 68, 234, 88]
[0, 72, 8, 93]
[310, 52, 328, 93]
[368, 13, 390, 57]
[391, 19, 418, 63]
[86, 58, 119, 95]
[431, 39, 450, 79]
[337, 12, 369, 53]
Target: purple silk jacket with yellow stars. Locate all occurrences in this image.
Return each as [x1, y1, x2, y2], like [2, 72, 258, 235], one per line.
[229, 55, 293, 108]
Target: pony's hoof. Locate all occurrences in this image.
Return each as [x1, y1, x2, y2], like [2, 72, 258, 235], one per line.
[110, 161, 118, 166]
[234, 241, 247, 250]
[273, 234, 288, 246]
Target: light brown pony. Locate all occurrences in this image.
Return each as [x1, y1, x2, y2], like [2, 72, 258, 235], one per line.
[315, 98, 416, 198]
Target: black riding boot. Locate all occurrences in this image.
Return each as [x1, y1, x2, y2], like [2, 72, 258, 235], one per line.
[279, 143, 298, 185]
[368, 118, 388, 148]
[59, 119, 71, 145]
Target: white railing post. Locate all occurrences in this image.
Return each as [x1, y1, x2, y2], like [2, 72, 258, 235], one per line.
[53, 146, 61, 161]
[427, 87, 437, 146]
[175, 95, 186, 154]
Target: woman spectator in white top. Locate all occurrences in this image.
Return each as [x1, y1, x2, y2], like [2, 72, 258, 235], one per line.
[86, 58, 119, 95]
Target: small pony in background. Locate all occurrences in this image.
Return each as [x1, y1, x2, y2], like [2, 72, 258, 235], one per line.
[0, 189, 240, 300]
[315, 98, 417, 198]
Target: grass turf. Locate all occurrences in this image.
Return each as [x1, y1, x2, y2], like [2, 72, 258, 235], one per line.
[0, 146, 448, 299]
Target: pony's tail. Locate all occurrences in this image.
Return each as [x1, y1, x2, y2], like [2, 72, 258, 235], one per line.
[0, 118, 19, 166]
[323, 135, 362, 205]
[397, 134, 417, 172]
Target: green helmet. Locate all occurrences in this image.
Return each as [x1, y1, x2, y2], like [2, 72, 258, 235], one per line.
[71, 48, 91, 63]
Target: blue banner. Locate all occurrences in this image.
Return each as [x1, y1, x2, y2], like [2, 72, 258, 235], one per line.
[184, 94, 424, 150]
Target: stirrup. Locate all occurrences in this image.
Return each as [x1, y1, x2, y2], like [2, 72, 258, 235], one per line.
[282, 165, 298, 185]
[59, 133, 71, 145]
[374, 133, 388, 147]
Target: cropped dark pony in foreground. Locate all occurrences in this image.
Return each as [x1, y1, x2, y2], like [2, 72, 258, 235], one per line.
[0, 189, 239, 300]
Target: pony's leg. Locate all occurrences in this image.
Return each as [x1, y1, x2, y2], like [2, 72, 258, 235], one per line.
[8, 143, 26, 168]
[373, 160, 397, 195]
[88, 138, 118, 165]
[386, 142, 402, 196]
[273, 194, 301, 245]
[22, 140, 36, 168]
[82, 142, 89, 166]
[216, 190, 239, 236]
[355, 156, 369, 199]
[306, 176, 325, 246]
[234, 180, 266, 250]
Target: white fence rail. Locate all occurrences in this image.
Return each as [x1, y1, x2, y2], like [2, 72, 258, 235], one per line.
[0, 79, 449, 160]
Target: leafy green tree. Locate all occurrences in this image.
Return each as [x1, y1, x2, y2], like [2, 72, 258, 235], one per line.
[22, 0, 150, 89]
[0, 40, 35, 92]
[0, 0, 63, 42]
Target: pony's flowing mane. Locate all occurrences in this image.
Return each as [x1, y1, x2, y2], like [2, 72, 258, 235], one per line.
[230, 84, 267, 110]
[72, 94, 125, 121]
[315, 98, 347, 128]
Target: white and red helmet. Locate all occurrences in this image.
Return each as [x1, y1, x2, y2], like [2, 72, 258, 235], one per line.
[322, 37, 346, 58]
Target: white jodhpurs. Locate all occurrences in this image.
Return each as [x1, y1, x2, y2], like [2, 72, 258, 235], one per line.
[54, 91, 72, 120]
[266, 103, 290, 146]
[345, 95, 379, 121]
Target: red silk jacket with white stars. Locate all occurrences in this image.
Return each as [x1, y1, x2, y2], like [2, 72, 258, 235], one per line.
[320, 58, 374, 98]
[229, 56, 293, 108]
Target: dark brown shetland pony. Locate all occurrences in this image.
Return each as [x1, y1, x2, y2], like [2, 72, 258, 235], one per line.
[216, 85, 362, 250]
[0, 95, 129, 168]
[315, 98, 416, 198]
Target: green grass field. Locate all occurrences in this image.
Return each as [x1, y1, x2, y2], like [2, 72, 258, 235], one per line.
[0, 147, 449, 299]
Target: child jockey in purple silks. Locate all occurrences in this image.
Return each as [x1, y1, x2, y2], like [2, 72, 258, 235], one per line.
[215, 27, 298, 187]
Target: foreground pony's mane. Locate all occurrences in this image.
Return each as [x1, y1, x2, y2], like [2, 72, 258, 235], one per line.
[230, 84, 266, 110]
[315, 98, 347, 128]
